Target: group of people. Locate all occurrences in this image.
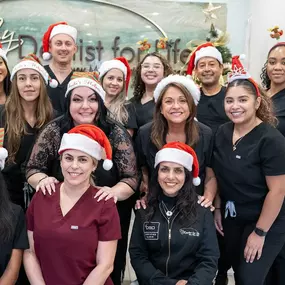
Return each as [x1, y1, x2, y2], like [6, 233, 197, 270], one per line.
[0, 20, 284, 285]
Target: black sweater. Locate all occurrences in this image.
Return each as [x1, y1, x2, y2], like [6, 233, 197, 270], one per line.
[129, 200, 219, 285]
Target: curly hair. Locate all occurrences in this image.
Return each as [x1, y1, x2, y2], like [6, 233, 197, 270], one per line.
[227, 79, 277, 127]
[151, 82, 200, 149]
[260, 42, 285, 90]
[145, 166, 197, 225]
[131, 52, 173, 101]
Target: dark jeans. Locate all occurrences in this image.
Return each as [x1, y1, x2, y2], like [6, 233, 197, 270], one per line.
[223, 217, 285, 285]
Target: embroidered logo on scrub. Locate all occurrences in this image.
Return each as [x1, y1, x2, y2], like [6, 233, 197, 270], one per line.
[143, 222, 160, 240]
[179, 228, 200, 237]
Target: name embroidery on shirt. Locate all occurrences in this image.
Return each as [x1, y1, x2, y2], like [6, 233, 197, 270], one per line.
[143, 222, 160, 240]
[71, 225, 79, 230]
[179, 228, 200, 237]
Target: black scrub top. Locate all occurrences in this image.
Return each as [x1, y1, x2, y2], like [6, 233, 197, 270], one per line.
[130, 97, 155, 128]
[135, 121, 213, 195]
[212, 122, 285, 232]
[45, 65, 73, 115]
[0, 203, 29, 276]
[271, 88, 285, 137]
[197, 86, 229, 134]
[125, 102, 138, 130]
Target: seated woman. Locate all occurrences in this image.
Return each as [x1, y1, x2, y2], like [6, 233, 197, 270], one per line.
[24, 124, 121, 285]
[25, 72, 138, 285]
[99, 57, 137, 137]
[0, 142, 29, 283]
[129, 142, 219, 285]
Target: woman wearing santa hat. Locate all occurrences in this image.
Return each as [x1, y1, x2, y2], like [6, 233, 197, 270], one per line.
[0, 136, 29, 284]
[0, 54, 55, 211]
[42, 21, 77, 114]
[129, 142, 219, 285]
[130, 52, 173, 130]
[24, 124, 121, 285]
[0, 42, 11, 104]
[135, 74, 216, 210]
[25, 72, 138, 285]
[99, 57, 137, 137]
[212, 55, 285, 285]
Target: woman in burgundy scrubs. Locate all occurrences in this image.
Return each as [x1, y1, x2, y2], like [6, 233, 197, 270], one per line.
[24, 124, 121, 285]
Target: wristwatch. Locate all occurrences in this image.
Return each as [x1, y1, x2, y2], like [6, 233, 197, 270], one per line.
[254, 227, 267, 237]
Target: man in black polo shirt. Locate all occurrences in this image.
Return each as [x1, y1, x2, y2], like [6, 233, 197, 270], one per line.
[187, 43, 230, 285]
[42, 22, 77, 114]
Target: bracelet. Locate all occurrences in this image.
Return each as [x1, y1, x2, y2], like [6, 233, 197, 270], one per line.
[38, 175, 48, 185]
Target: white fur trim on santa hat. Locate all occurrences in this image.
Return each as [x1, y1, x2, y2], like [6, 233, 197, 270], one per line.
[99, 60, 127, 80]
[50, 24, 77, 43]
[0, 147, 8, 170]
[154, 74, 200, 105]
[154, 148, 194, 172]
[58, 133, 103, 160]
[10, 61, 49, 84]
[65, 77, 106, 101]
[0, 49, 8, 64]
[194, 46, 223, 66]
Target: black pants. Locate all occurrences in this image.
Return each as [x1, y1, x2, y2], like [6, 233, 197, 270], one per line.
[223, 217, 285, 285]
[111, 196, 135, 285]
[264, 243, 285, 285]
[217, 231, 232, 276]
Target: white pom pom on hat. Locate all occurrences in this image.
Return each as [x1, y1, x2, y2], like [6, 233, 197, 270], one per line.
[154, 141, 201, 186]
[58, 124, 113, 171]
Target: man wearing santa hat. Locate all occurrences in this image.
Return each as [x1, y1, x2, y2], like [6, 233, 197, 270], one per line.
[187, 42, 230, 285]
[187, 42, 229, 134]
[42, 22, 77, 114]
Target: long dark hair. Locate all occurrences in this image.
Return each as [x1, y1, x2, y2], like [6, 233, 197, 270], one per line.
[3, 59, 11, 96]
[227, 79, 277, 126]
[63, 90, 113, 136]
[145, 166, 197, 225]
[260, 42, 285, 90]
[151, 82, 200, 149]
[0, 172, 14, 242]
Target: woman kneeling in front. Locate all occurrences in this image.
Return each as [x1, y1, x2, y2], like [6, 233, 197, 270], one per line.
[24, 124, 121, 285]
[129, 142, 219, 285]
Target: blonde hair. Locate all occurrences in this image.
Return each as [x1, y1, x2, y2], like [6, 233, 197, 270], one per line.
[5, 76, 53, 163]
[101, 74, 129, 126]
[151, 82, 200, 149]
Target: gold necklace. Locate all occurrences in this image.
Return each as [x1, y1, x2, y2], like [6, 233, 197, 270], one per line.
[233, 136, 244, 151]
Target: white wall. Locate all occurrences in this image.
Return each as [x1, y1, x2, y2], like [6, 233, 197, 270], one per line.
[247, 0, 285, 81]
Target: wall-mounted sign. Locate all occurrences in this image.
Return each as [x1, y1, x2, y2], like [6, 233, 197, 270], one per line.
[0, 0, 227, 72]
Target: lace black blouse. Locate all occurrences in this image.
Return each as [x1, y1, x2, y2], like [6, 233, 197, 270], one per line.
[26, 116, 138, 191]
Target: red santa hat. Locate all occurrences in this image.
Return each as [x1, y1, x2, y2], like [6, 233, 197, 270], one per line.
[154, 142, 201, 186]
[99, 57, 132, 94]
[42, 22, 77, 61]
[187, 42, 223, 76]
[153, 74, 200, 105]
[58, 124, 113, 171]
[0, 128, 8, 170]
[228, 55, 260, 97]
[65, 71, 105, 101]
[0, 42, 8, 64]
[10, 54, 58, 88]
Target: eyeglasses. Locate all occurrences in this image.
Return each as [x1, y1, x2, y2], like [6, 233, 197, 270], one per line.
[141, 64, 163, 71]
